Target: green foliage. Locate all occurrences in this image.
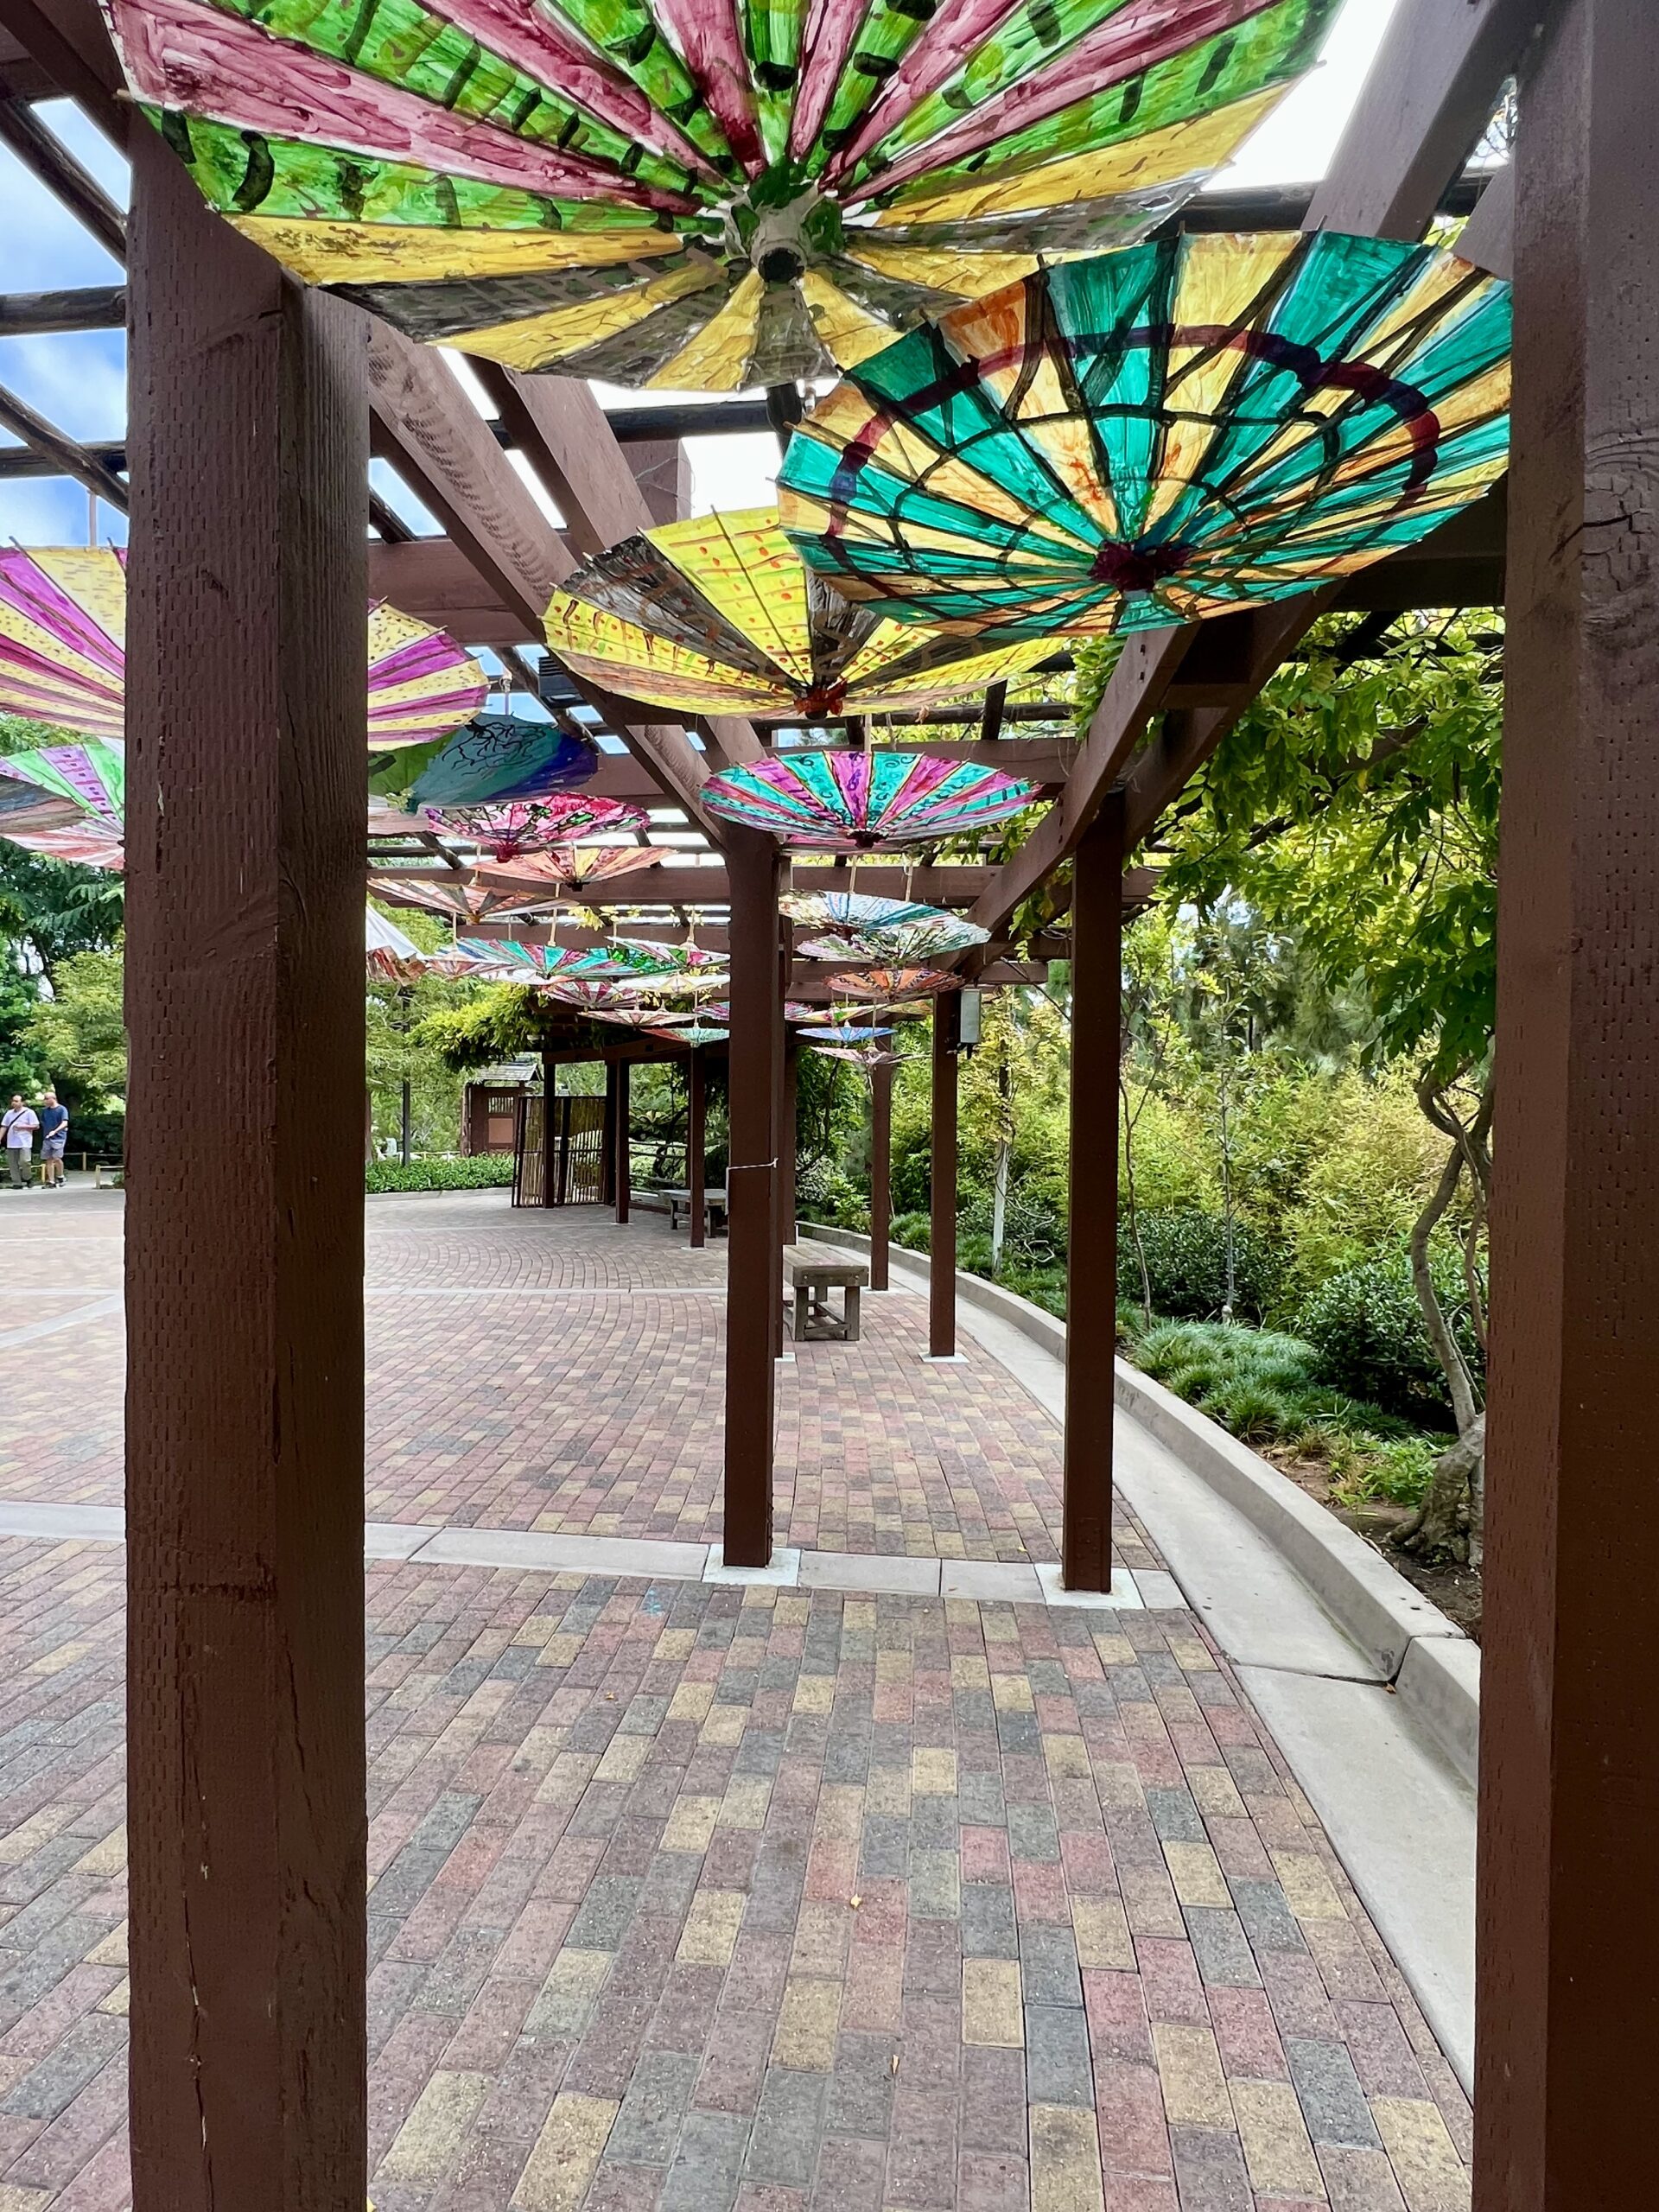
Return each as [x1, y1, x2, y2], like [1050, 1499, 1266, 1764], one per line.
[959, 1187, 1064, 1266]
[0, 966, 44, 1101]
[1158, 616, 1501, 1082]
[892, 1210, 931, 1253]
[1294, 1251, 1480, 1421]
[1116, 1209, 1282, 1322]
[26, 944, 126, 1103]
[365, 1154, 515, 1192]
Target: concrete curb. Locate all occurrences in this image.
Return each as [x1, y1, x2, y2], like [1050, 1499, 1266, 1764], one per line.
[802, 1223, 1479, 1785]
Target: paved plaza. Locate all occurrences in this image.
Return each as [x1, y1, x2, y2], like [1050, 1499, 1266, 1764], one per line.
[0, 1190, 1472, 2208]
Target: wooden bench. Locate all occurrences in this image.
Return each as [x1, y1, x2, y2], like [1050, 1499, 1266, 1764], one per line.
[785, 1243, 868, 1342]
[666, 1186, 728, 1236]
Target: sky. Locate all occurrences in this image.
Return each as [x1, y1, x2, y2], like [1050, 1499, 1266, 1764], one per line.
[0, 0, 1404, 545]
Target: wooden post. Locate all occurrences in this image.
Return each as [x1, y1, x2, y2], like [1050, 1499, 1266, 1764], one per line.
[125, 131, 367, 2212]
[1062, 798, 1123, 1591]
[870, 1057, 893, 1292]
[780, 1034, 798, 1246]
[687, 1047, 707, 1249]
[723, 828, 780, 1564]
[929, 992, 960, 1357]
[542, 1052, 559, 1207]
[1476, 9, 1659, 2206]
[601, 1060, 617, 1206]
[614, 1057, 631, 1225]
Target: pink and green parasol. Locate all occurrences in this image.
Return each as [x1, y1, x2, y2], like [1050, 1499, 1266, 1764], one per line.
[703, 747, 1035, 850]
[0, 549, 487, 745]
[472, 845, 682, 895]
[424, 793, 649, 860]
[367, 874, 563, 924]
[823, 964, 955, 998]
[100, 0, 1332, 391]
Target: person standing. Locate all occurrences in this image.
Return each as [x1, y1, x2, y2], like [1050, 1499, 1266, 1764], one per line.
[2, 1095, 38, 1190]
[37, 1090, 67, 1188]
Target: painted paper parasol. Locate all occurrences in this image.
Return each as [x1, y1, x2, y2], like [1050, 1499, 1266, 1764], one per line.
[545, 508, 1053, 720]
[367, 874, 563, 925]
[365, 905, 489, 982]
[100, 0, 1333, 391]
[781, 887, 989, 961]
[0, 738, 124, 830]
[780, 232, 1512, 639]
[451, 939, 637, 980]
[702, 748, 1035, 850]
[805, 1041, 905, 1067]
[367, 712, 596, 811]
[472, 846, 682, 894]
[0, 549, 487, 744]
[654, 1024, 729, 1046]
[424, 794, 649, 859]
[823, 964, 955, 998]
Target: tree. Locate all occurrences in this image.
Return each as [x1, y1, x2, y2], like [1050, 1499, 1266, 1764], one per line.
[1155, 613, 1501, 1561]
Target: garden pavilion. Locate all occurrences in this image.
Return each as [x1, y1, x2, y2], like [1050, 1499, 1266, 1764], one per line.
[0, 0, 1646, 2207]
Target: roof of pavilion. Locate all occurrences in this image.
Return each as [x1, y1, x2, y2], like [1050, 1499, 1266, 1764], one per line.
[0, 0, 1516, 979]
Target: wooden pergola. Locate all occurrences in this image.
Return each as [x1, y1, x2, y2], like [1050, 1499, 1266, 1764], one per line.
[0, 0, 1649, 2203]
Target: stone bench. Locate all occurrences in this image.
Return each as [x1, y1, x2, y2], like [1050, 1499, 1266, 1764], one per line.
[785, 1244, 868, 1342]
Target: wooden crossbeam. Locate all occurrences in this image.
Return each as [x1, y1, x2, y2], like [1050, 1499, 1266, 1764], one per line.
[0, 376, 127, 506]
[0, 281, 124, 334]
[0, 95, 124, 257]
[371, 862, 1002, 909]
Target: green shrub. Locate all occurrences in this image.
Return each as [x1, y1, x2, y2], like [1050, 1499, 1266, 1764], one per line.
[1294, 1251, 1478, 1421]
[1120, 1212, 1284, 1323]
[365, 1154, 515, 1193]
[892, 1211, 931, 1253]
[959, 1188, 1065, 1265]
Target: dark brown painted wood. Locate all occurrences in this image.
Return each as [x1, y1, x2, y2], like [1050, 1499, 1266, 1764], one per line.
[1476, 9, 1659, 2205]
[124, 130, 366, 2212]
[688, 1049, 707, 1249]
[870, 1058, 893, 1293]
[780, 1035, 798, 1246]
[601, 1062, 618, 1207]
[929, 993, 960, 1359]
[614, 1058, 631, 1226]
[1062, 799, 1123, 1591]
[724, 828, 781, 1565]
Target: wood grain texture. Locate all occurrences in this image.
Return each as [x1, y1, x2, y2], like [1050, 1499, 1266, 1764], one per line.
[870, 1056, 893, 1293]
[1061, 798, 1123, 1592]
[124, 128, 367, 2211]
[1477, 6, 1659, 2203]
[723, 827, 781, 1564]
[929, 992, 960, 1359]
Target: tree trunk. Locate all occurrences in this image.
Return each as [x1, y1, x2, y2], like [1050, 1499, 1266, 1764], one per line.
[1121, 1071, 1153, 1327]
[1402, 1412, 1484, 1566]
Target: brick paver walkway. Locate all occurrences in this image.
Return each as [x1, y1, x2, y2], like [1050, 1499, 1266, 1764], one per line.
[0, 1193, 1070, 1560]
[0, 1536, 1470, 2211]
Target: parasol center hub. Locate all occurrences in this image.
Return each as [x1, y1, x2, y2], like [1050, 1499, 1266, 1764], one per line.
[1089, 540, 1192, 592]
[729, 178, 842, 284]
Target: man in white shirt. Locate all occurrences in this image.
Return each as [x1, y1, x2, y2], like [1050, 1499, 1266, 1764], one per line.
[3, 1095, 39, 1189]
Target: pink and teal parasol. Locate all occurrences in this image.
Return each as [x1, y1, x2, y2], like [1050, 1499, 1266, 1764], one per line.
[424, 793, 649, 860]
[655, 1024, 729, 1046]
[472, 845, 682, 894]
[0, 549, 487, 745]
[451, 938, 637, 980]
[779, 232, 1512, 640]
[100, 0, 1332, 391]
[703, 748, 1035, 850]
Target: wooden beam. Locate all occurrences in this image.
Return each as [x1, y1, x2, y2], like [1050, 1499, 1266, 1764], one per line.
[0, 279, 124, 333]
[365, 325, 723, 830]
[0, 96, 124, 258]
[0, 377, 127, 507]
[1476, 7, 1659, 2205]
[366, 536, 538, 645]
[1061, 797, 1122, 1592]
[723, 828, 781, 1566]
[869, 1058, 893, 1293]
[125, 126, 366, 2211]
[369, 863, 1007, 908]
[928, 991, 960, 1358]
[471, 359, 766, 771]
[0, 0, 124, 141]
